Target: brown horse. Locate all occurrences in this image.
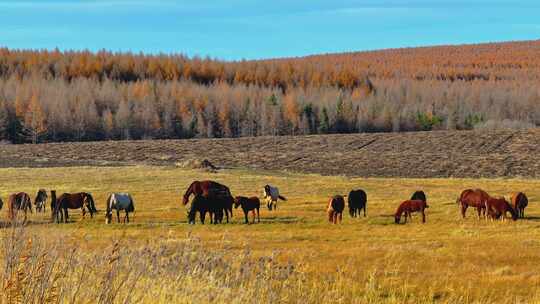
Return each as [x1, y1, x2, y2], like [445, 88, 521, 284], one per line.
[52, 192, 97, 223]
[234, 196, 261, 224]
[456, 189, 490, 219]
[327, 195, 345, 224]
[8, 192, 32, 222]
[395, 200, 428, 224]
[183, 180, 233, 222]
[511, 192, 528, 218]
[485, 197, 517, 221]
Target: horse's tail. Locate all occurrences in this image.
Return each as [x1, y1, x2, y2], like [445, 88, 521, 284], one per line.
[25, 193, 33, 213]
[127, 194, 135, 213]
[87, 194, 98, 213]
[278, 195, 287, 201]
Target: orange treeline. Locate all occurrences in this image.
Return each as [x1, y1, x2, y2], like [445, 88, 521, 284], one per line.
[0, 40, 539, 143]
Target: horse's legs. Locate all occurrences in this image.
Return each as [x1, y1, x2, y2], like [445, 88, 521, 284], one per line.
[64, 208, 69, 223]
[244, 211, 248, 224]
[82, 207, 86, 219]
[339, 212, 343, 224]
[257, 207, 260, 223]
[116, 209, 120, 223]
[422, 210, 426, 223]
[125, 211, 129, 223]
[461, 204, 467, 218]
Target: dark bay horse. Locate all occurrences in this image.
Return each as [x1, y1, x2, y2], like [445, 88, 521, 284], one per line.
[187, 194, 233, 224]
[183, 180, 233, 223]
[485, 197, 517, 221]
[411, 190, 427, 203]
[34, 189, 48, 213]
[52, 192, 97, 223]
[395, 200, 428, 224]
[8, 192, 32, 222]
[348, 189, 367, 218]
[234, 196, 261, 224]
[327, 195, 345, 224]
[457, 189, 490, 219]
[511, 192, 528, 218]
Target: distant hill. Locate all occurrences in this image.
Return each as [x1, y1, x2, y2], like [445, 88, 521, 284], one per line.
[0, 40, 539, 143]
[2, 129, 539, 178]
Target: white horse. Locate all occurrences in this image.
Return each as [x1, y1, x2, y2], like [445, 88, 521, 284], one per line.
[105, 193, 135, 224]
[263, 185, 286, 211]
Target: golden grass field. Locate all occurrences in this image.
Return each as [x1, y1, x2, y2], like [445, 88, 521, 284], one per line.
[1, 165, 540, 303]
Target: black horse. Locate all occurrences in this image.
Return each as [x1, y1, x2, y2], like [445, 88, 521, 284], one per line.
[410, 190, 427, 203]
[187, 194, 233, 224]
[348, 189, 367, 217]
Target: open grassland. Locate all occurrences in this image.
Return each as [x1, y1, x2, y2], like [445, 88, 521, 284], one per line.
[1, 166, 540, 303]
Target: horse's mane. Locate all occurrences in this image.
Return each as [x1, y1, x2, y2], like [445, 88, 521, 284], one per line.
[84, 193, 98, 212]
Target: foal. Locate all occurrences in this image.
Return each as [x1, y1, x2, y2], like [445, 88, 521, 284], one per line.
[234, 196, 260, 224]
[394, 200, 428, 224]
[328, 195, 345, 224]
[485, 197, 517, 221]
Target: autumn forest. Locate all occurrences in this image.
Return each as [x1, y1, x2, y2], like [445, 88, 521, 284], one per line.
[1, 39, 539, 143]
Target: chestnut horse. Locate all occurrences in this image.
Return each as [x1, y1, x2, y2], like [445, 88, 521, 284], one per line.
[348, 189, 367, 218]
[8, 192, 32, 222]
[485, 197, 517, 221]
[234, 196, 261, 224]
[327, 195, 345, 224]
[395, 200, 428, 224]
[511, 192, 528, 218]
[456, 189, 490, 219]
[52, 192, 97, 223]
[183, 180, 233, 223]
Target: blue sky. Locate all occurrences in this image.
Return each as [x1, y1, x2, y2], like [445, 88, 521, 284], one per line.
[0, 0, 539, 60]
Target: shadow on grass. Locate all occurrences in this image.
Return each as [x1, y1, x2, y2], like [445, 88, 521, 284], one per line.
[521, 216, 540, 221]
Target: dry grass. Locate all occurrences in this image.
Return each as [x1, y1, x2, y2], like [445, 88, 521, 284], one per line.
[1, 166, 540, 303]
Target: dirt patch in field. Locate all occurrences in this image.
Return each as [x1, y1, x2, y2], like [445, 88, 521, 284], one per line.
[1, 129, 539, 178]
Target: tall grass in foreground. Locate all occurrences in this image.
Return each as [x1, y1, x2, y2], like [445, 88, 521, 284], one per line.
[2, 224, 536, 304]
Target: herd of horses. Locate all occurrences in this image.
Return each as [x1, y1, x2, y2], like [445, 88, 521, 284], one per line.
[0, 180, 530, 226]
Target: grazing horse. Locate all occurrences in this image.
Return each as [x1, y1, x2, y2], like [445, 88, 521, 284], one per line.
[511, 192, 528, 218]
[263, 185, 286, 211]
[53, 192, 97, 223]
[183, 180, 233, 221]
[456, 189, 490, 219]
[327, 195, 345, 224]
[485, 197, 517, 221]
[348, 189, 367, 218]
[234, 196, 261, 224]
[187, 194, 233, 225]
[395, 200, 428, 224]
[411, 190, 427, 203]
[34, 189, 48, 213]
[105, 193, 135, 224]
[7, 192, 32, 222]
